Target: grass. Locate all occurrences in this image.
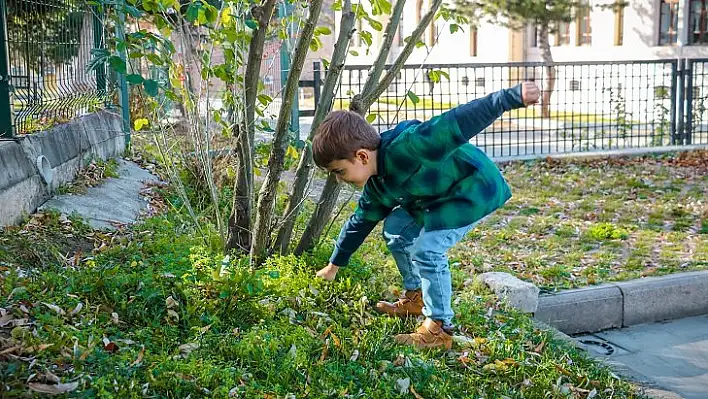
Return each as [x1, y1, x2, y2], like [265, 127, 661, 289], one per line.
[0, 192, 646, 397]
[448, 150, 708, 291]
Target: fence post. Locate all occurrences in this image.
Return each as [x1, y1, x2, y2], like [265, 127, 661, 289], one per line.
[685, 60, 694, 145]
[669, 60, 678, 145]
[313, 61, 321, 111]
[0, 0, 12, 138]
[93, 6, 106, 97]
[278, 2, 300, 143]
[115, 0, 130, 148]
[675, 59, 686, 145]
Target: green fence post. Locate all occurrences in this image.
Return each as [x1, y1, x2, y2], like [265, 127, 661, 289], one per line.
[0, 0, 13, 138]
[115, 0, 130, 148]
[278, 2, 299, 143]
[93, 6, 106, 98]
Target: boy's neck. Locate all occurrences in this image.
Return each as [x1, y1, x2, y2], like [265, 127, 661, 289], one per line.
[369, 150, 378, 176]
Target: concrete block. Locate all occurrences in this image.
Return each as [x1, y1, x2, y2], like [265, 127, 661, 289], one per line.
[534, 285, 623, 335]
[617, 271, 708, 327]
[0, 175, 45, 225]
[479, 272, 540, 313]
[0, 142, 36, 190]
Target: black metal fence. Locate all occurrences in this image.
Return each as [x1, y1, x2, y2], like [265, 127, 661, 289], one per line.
[1, 0, 109, 136]
[332, 59, 708, 158]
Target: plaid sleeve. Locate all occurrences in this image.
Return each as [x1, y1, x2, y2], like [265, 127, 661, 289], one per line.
[403, 85, 525, 162]
[330, 187, 392, 267]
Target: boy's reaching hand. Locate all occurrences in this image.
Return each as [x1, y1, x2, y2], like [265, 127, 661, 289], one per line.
[316, 263, 340, 281]
[522, 82, 540, 106]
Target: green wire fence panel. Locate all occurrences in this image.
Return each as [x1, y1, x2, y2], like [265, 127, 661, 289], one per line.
[5, 0, 109, 134]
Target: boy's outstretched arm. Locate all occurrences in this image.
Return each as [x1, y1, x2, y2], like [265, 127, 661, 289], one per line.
[316, 188, 392, 281]
[405, 82, 539, 162]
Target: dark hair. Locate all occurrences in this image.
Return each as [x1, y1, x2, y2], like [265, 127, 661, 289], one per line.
[312, 110, 380, 168]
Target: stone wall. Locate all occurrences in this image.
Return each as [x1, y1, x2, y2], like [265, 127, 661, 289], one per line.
[0, 110, 126, 226]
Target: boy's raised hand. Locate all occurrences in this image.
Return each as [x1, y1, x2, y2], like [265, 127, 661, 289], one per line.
[522, 81, 540, 106]
[316, 263, 340, 281]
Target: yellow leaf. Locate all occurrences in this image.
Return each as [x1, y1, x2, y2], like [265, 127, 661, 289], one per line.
[220, 7, 232, 25]
[134, 118, 149, 131]
[286, 145, 299, 160]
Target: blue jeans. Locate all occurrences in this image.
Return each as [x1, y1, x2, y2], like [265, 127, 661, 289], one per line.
[382, 208, 477, 328]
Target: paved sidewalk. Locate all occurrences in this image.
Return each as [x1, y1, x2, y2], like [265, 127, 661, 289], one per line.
[576, 315, 708, 399]
[40, 159, 160, 230]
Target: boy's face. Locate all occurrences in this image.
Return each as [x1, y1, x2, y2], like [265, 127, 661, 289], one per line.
[326, 150, 375, 188]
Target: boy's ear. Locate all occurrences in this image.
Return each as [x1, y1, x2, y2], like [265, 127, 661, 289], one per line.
[355, 149, 370, 164]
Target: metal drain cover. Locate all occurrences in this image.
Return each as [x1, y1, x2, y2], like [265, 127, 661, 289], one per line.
[573, 335, 629, 357]
[579, 339, 616, 356]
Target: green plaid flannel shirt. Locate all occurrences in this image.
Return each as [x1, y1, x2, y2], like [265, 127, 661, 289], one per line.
[330, 85, 525, 266]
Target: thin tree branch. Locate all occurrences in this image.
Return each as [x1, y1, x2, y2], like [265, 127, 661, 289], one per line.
[362, 0, 442, 110]
[362, 0, 406, 99]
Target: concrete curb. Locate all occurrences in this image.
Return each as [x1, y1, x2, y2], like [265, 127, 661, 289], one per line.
[533, 271, 708, 335]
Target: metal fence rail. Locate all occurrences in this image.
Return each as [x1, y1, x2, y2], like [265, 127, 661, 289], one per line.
[2, 0, 108, 136]
[333, 60, 707, 158]
[687, 59, 708, 145]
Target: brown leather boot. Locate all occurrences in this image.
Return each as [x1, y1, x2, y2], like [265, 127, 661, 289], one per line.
[375, 289, 424, 318]
[394, 318, 453, 350]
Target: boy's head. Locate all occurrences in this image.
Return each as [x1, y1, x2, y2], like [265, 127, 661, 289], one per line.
[312, 110, 380, 188]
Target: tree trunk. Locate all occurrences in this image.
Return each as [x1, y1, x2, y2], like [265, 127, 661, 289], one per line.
[251, 0, 325, 261]
[294, 173, 341, 255]
[274, 0, 356, 255]
[296, 0, 444, 255]
[538, 22, 555, 118]
[225, 0, 277, 254]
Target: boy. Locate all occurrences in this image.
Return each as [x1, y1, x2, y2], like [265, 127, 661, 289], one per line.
[312, 82, 540, 350]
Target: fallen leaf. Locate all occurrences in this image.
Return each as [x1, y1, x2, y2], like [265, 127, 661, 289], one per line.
[393, 354, 406, 367]
[167, 309, 179, 321]
[410, 386, 425, 399]
[349, 349, 359, 362]
[533, 341, 546, 353]
[330, 332, 341, 348]
[111, 312, 120, 324]
[0, 345, 21, 355]
[28, 381, 79, 394]
[177, 343, 199, 358]
[396, 377, 410, 395]
[131, 345, 145, 366]
[70, 302, 83, 316]
[165, 296, 179, 309]
[42, 303, 65, 316]
[318, 341, 329, 362]
[104, 342, 119, 353]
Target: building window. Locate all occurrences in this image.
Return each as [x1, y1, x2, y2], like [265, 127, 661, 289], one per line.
[614, 1, 625, 46]
[659, 0, 680, 46]
[576, 1, 592, 46]
[470, 27, 478, 56]
[530, 25, 539, 47]
[689, 0, 708, 44]
[555, 22, 571, 46]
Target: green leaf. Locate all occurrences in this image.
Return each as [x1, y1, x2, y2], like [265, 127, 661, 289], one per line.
[245, 19, 258, 30]
[366, 16, 383, 31]
[321, 58, 331, 69]
[204, 5, 218, 24]
[314, 26, 332, 36]
[428, 70, 440, 83]
[146, 54, 162, 65]
[360, 31, 373, 47]
[415, 40, 426, 48]
[133, 118, 149, 131]
[185, 3, 200, 23]
[257, 94, 273, 106]
[108, 56, 127, 74]
[125, 5, 143, 17]
[349, 50, 359, 56]
[332, 0, 342, 11]
[310, 36, 323, 52]
[407, 91, 420, 105]
[143, 79, 159, 97]
[438, 70, 450, 80]
[449, 23, 460, 34]
[126, 74, 144, 84]
[366, 113, 377, 123]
